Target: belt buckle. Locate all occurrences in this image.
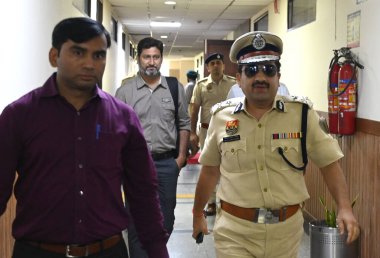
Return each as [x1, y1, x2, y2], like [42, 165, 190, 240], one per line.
[257, 208, 279, 224]
[66, 245, 88, 258]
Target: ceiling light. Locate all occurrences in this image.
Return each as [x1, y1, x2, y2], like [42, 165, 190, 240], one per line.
[164, 1, 176, 5]
[161, 35, 168, 39]
[150, 21, 181, 28]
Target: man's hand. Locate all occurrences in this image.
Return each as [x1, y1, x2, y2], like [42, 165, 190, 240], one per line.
[190, 132, 199, 152]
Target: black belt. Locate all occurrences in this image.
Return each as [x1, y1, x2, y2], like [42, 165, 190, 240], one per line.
[151, 150, 175, 161]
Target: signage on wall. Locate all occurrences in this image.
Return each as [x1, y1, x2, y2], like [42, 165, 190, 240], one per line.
[347, 11, 361, 48]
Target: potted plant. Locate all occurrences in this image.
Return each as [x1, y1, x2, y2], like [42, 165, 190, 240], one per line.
[309, 194, 359, 258]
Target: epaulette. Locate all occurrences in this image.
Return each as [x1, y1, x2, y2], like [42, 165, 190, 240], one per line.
[281, 95, 313, 108]
[225, 75, 236, 81]
[197, 77, 208, 83]
[211, 97, 243, 115]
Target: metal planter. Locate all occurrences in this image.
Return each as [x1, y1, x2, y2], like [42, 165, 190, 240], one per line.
[309, 220, 359, 258]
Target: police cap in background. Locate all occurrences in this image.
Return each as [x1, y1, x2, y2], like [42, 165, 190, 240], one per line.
[205, 52, 224, 65]
[229, 31, 283, 64]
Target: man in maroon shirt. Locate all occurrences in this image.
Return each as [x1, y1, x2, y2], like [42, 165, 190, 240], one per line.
[0, 17, 169, 258]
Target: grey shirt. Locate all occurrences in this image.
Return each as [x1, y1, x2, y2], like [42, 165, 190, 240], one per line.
[115, 74, 190, 154]
[184, 80, 196, 105]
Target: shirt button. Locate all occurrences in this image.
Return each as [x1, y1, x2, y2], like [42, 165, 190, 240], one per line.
[258, 145, 261, 149]
[284, 146, 288, 151]
[78, 164, 83, 169]
[79, 191, 84, 196]
[258, 124, 262, 128]
[260, 166, 264, 171]
[263, 188, 268, 192]
[78, 219, 82, 223]
[77, 136, 82, 141]
[231, 148, 235, 153]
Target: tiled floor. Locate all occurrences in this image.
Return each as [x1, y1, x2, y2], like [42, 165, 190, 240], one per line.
[167, 163, 310, 258]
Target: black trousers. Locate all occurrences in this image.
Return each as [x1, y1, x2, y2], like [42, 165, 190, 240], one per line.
[12, 239, 129, 258]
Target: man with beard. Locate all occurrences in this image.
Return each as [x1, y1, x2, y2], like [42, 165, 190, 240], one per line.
[189, 53, 236, 216]
[115, 37, 190, 242]
[192, 31, 360, 257]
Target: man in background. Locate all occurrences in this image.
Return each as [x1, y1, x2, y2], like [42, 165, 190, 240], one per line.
[115, 37, 190, 238]
[189, 53, 236, 216]
[184, 70, 198, 108]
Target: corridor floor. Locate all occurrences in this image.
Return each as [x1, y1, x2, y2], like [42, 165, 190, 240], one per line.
[167, 163, 311, 258]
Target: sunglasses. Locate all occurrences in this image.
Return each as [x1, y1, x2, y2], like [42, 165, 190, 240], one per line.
[243, 64, 278, 78]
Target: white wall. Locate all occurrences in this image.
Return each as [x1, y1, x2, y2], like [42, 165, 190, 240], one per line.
[265, 0, 379, 121]
[1, 0, 379, 122]
[0, 0, 127, 111]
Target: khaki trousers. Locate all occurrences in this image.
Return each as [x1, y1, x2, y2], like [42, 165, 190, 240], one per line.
[213, 208, 304, 258]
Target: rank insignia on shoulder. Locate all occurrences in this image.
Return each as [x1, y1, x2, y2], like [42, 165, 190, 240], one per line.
[282, 95, 313, 108]
[225, 119, 239, 135]
[319, 116, 329, 134]
[211, 98, 242, 115]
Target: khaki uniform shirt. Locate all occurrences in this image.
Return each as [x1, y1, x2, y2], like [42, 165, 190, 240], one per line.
[115, 74, 190, 153]
[199, 95, 343, 209]
[191, 74, 236, 124]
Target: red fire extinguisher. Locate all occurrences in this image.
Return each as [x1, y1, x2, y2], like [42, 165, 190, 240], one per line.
[327, 50, 341, 134]
[327, 47, 364, 135]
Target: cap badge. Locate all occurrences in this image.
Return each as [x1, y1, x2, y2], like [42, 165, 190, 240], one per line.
[217, 54, 221, 59]
[252, 34, 266, 50]
[225, 119, 239, 135]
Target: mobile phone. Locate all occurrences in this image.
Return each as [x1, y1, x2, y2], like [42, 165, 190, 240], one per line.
[195, 232, 204, 244]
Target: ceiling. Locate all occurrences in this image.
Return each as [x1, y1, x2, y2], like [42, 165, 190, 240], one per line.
[109, 0, 272, 59]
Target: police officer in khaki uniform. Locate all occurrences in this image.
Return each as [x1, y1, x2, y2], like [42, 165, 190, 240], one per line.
[192, 31, 360, 257]
[190, 53, 236, 215]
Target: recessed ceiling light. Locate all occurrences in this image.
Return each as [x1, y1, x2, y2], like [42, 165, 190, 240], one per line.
[164, 1, 176, 5]
[161, 35, 168, 39]
[150, 21, 181, 28]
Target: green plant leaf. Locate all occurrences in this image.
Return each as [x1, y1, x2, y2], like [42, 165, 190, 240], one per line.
[351, 194, 359, 208]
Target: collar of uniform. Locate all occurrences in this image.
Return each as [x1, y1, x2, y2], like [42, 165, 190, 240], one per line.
[136, 72, 164, 89]
[206, 74, 229, 85]
[273, 95, 287, 112]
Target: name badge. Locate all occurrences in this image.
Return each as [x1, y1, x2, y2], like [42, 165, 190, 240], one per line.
[223, 135, 241, 142]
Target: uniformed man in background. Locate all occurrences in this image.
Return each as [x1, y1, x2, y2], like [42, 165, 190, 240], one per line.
[190, 52, 236, 216]
[192, 31, 360, 257]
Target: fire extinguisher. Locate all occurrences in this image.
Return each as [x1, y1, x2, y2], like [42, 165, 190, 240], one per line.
[327, 47, 364, 135]
[327, 50, 341, 134]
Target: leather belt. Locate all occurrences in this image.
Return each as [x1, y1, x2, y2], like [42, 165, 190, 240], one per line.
[151, 150, 175, 161]
[25, 234, 122, 257]
[201, 123, 209, 129]
[221, 200, 300, 224]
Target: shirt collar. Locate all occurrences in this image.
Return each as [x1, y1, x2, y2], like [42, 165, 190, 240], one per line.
[233, 95, 287, 114]
[39, 72, 104, 100]
[137, 72, 164, 89]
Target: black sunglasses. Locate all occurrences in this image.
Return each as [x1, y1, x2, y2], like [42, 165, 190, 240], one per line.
[243, 64, 278, 78]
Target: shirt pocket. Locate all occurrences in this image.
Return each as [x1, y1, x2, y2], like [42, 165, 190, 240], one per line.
[271, 139, 302, 171]
[220, 139, 247, 172]
[161, 98, 175, 122]
[90, 131, 123, 174]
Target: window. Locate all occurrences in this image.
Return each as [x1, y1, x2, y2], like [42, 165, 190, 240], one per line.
[288, 0, 316, 30]
[111, 16, 118, 42]
[122, 32, 126, 51]
[254, 13, 268, 31]
[84, 0, 91, 16]
[96, 0, 103, 23]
